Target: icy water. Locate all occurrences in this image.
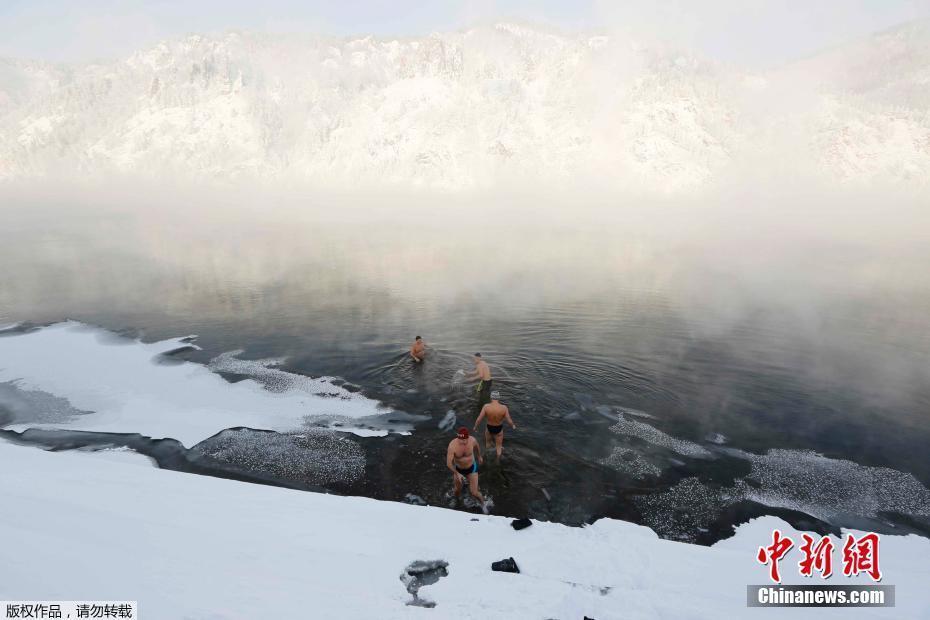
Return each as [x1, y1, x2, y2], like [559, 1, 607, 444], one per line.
[2, 195, 929, 543]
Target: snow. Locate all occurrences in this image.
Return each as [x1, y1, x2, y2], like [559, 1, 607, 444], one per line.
[1, 440, 928, 619]
[1, 22, 928, 190]
[2, 322, 928, 538]
[0, 321, 400, 446]
[69, 446, 157, 468]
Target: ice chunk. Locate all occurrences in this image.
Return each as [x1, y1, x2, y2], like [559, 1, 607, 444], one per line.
[400, 560, 448, 607]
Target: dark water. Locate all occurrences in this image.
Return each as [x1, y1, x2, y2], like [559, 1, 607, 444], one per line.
[2, 196, 929, 543]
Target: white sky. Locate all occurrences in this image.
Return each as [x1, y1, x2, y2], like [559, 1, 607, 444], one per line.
[1, 0, 928, 67]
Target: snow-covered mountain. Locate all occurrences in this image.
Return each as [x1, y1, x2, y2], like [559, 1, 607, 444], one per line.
[1, 22, 928, 191]
[772, 20, 930, 185]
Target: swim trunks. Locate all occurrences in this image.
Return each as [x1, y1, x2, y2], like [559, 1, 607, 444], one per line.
[476, 379, 493, 411]
[487, 424, 503, 435]
[455, 461, 478, 477]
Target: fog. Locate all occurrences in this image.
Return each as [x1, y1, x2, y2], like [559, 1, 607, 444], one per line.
[3, 177, 928, 302]
[2, 13, 930, 448]
[2, 178, 928, 419]
[4, 0, 928, 68]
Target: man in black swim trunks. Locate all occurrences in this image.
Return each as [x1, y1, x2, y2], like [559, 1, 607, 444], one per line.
[474, 390, 516, 463]
[466, 353, 492, 413]
[446, 427, 485, 506]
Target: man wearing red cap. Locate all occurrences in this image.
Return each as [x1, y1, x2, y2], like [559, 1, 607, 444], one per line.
[446, 427, 486, 508]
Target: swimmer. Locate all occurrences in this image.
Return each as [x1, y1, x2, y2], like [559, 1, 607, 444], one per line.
[446, 427, 485, 507]
[466, 353, 492, 412]
[474, 390, 516, 462]
[410, 335, 427, 362]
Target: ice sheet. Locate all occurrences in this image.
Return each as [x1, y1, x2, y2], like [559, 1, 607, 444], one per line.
[0, 321, 398, 446]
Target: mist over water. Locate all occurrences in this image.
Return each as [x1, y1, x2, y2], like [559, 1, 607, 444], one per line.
[1, 178, 929, 541]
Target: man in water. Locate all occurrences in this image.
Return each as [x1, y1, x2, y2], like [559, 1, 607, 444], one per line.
[410, 335, 427, 363]
[446, 427, 486, 508]
[474, 390, 516, 463]
[466, 353, 492, 412]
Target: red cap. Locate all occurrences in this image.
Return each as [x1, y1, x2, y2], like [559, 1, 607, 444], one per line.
[457, 427, 469, 438]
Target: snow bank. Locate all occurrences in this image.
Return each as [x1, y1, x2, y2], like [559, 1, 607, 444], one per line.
[0, 322, 399, 446]
[1, 441, 927, 619]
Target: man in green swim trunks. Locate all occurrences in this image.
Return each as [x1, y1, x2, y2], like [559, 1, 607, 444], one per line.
[466, 353, 492, 413]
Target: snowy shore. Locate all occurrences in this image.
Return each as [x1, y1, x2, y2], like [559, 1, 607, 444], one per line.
[1, 441, 928, 619]
[0, 322, 402, 444]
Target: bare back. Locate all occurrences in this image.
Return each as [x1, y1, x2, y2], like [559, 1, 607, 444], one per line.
[475, 360, 491, 381]
[482, 401, 508, 426]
